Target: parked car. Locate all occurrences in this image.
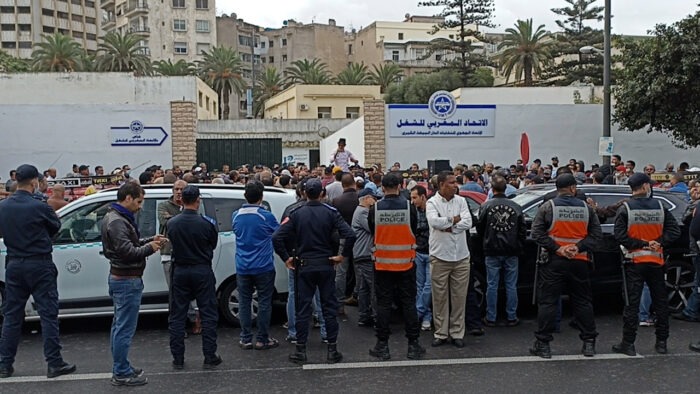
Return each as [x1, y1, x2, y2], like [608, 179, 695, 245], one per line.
[468, 184, 695, 313]
[0, 184, 297, 326]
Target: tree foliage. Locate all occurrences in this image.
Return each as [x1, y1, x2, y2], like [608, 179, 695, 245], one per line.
[153, 59, 196, 76]
[498, 19, 554, 86]
[418, 0, 496, 87]
[613, 10, 700, 148]
[369, 62, 404, 93]
[335, 62, 372, 85]
[254, 67, 285, 117]
[31, 33, 83, 72]
[284, 58, 332, 85]
[96, 32, 152, 75]
[197, 46, 246, 119]
[385, 69, 461, 103]
[0, 50, 29, 72]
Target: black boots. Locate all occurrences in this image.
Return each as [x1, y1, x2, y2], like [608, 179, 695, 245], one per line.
[612, 342, 636, 356]
[369, 340, 391, 360]
[327, 343, 343, 364]
[582, 340, 596, 357]
[289, 344, 307, 364]
[529, 340, 552, 359]
[407, 340, 426, 360]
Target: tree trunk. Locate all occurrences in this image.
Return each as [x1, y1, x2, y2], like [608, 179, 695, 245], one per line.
[524, 61, 533, 86]
[222, 88, 230, 120]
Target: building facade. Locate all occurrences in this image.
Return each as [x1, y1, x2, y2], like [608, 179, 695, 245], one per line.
[263, 84, 381, 120]
[101, 0, 216, 61]
[0, 0, 100, 59]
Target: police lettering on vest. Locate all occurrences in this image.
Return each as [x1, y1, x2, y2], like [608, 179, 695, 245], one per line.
[623, 200, 665, 265]
[548, 198, 590, 262]
[373, 200, 416, 271]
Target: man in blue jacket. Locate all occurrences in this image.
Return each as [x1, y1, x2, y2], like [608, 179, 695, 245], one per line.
[232, 181, 280, 350]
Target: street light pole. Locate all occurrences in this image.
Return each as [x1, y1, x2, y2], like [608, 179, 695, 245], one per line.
[602, 0, 612, 166]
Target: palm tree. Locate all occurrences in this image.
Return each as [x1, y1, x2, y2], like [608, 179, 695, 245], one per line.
[254, 67, 285, 117]
[498, 19, 554, 86]
[0, 50, 29, 72]
[95, 31, 152, 75]
[369, 62, 404, 93]
[285, 58, 332, 85]
[31, 33, 83, 72]
[335, 62, 372, 85]
[197, 46, 246, 119]
[153, 59, 196, 76]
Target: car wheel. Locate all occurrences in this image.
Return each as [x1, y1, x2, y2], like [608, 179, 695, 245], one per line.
[218, 279, 258, 327]
[665, 259, 695, 313]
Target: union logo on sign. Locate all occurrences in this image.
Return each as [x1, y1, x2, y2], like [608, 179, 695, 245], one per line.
[428, 90, 456, 119]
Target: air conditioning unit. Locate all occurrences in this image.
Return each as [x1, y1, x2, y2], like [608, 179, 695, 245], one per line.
[299, 104, 310, 111]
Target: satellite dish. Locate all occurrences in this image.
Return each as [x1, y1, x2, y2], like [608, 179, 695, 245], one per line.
[283, 20, 288, 26]
[318, 126, 330, 138]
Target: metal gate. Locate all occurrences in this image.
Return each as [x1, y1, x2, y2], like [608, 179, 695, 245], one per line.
[196, 138, 283, 170]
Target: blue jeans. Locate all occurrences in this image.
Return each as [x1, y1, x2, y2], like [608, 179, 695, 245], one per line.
[638, 283, 652, 321]
[109, 276, 144, 378]
[682, 255, 700, 319]
[287, 269, 326, 339]
[415, 253, 432, 323]
[485, 256, 519, 321]
[0, 258, 63, 368]
[238, 270, 275, 344]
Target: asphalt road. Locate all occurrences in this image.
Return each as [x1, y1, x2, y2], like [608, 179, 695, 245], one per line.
[2, 301, 700, 393]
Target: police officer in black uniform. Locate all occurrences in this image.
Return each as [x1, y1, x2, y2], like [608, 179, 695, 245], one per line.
[273, 178, 356, 364]
[166, 185, 222, 370]
[0, 164, 76, 379]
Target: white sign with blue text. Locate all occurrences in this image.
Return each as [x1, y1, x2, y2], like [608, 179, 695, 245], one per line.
[110, 120, 169, 146]
[387, 91, 496, 138]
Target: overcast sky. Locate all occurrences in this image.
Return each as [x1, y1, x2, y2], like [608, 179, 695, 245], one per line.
[217, 0, 698, 36]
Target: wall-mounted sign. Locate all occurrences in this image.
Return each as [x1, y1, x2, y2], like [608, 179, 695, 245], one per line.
[110, 120, 169, 146]
[387, 91, 496, 138]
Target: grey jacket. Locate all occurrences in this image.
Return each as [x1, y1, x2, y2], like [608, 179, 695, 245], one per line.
[352, 206, 373, 261]
[101, 207, 155, 276]
[157, 197, 181, 256]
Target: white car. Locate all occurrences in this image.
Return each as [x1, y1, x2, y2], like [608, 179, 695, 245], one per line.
[0, 184, 296, 326]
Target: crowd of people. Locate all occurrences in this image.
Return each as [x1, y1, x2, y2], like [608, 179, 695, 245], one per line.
[1, 139, 700, 385]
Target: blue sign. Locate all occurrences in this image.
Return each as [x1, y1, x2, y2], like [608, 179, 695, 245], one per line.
[110, 120, 169, 146]
[428, 90, 457, 119]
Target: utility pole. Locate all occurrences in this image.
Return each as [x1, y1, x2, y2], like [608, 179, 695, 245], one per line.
[603, 0, 611, 166]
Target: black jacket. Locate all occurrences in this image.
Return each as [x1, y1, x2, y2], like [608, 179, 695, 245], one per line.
[332, 188, 359, 225]
[0, 190, 60, 258]
[101, 206, 155, 276]
[476, 194, 526, 256]
[167, 209, 218, 265]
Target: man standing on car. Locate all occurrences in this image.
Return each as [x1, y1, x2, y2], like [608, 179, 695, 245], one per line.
[530, 174, 601, 359]
[232, 181, 280, 351]
[273, 178, 356, 364]
[167, 185, 221, 369]
[0, 164, 76, 379]
[477, 175, 526, 327]
[612, 173, 680, 356]
[102, 182, 164, 386]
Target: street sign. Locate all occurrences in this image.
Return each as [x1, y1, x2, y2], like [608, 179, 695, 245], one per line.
[110, 120, 169, 147]
[598, 136, 614, 156]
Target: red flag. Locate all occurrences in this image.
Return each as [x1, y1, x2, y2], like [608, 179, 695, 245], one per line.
[520, 132, 530, 165]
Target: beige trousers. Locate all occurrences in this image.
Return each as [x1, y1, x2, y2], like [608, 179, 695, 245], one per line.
[430, 256, 470, 340]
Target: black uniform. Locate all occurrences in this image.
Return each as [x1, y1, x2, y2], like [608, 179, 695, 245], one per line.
[0, 190, 66, 370]
[272, 200, 356, 345]
[166, 209, 219, 364]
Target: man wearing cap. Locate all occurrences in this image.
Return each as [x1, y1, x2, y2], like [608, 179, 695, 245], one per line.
[329, 138, 359, 172]
[0, 165, 76, 379]
[273, 178, 356, 364]
[529, 174, 602, 359]
[612, 173, 680, 356]
[167, 185, 222, 370]
[352, 187, 379, 327]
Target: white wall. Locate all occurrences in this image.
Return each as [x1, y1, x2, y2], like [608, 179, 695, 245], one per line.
[453, 86, 595, 105]
[0, 105, 173, 177]
[320, 118, 365, 166]
[385, 105, 700, 170]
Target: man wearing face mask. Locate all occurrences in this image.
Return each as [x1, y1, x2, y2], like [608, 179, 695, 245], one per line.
[612, 173, 680, 356]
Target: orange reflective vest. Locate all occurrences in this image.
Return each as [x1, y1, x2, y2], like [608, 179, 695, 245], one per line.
[373, 200, 416, 271]
[548, 199, 590, 262]
[623, 200, 665, 265]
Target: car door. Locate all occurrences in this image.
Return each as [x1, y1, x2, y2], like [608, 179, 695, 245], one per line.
[136, 197, 169, 307]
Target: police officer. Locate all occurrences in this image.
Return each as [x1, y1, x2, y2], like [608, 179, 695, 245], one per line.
[612, 173, 680, 356]
[367, 172, 425, 360]
[0, 164, 76, 379]
[273, 178, 356, 364]
[530, 174, 602, 358]
[166, 185, 222, 370]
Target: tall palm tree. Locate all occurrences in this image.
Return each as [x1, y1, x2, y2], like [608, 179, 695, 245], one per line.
[285, 58, 331, 85]
[153, 59, 196, 76]
[31, 33, 83, 72]
[498, 19, 554, 86]
[254, 67, 285, 117]
[335, 62, 372, 85]
[197, 46, 246, 119]
[369, 62, 404, 93]
[95, 31, 152, 75]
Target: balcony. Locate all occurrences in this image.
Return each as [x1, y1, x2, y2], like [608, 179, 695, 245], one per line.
[101, 0, 115, 8]
[102, 14, 116, 28]
[124, 1, 148, 16]
[136, 46, 150, 56]
[129, 25, 150, 35]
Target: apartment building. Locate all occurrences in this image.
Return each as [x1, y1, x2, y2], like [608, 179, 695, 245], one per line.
[0, 0, 100, 59]
[101, 0, 216, 61]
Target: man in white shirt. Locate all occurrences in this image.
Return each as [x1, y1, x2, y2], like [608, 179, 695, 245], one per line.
[329, 138, 358, 172]
[426, 171, 472, 348]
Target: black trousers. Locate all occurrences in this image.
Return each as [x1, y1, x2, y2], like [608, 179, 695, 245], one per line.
[465, 267, 483, 330]
[622, 263, 669, 343]
[169, 264, 218, 360]
[295, 267, 339, 345]
[535, 257, 598, 343]
[374, 266, 420, 342]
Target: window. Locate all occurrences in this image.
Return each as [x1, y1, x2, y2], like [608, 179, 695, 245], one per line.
[260, 41, 265, 48]
[261, 57, 266, 63]
[173, 19, 186, 31]
[268, 40, 273, 48]
[238, 35, 253, 47]
[346, 107, 360, 119]
[173, 41, 187, 54]
[196, 42, 210, 54]
[449, 34, 454, 39]
[435, 54, 442, 61]
[57, 11, 69, 19]
[317, 106, 332, 119]
[282, 54, 287, 62]
[205, 96, 209, 110]
[195, 19, 209, 32]
[268, 56, 274, 63]
[239, 100, 246, 111]
[17, 6, 29, 13]
[53, 201, 112, 244]
[41, 8, 53, 16]
[0, 7, 14, 13]
[71, 14, 82, 22]
[206, 198, 270, 232]
[195, 0, 208, 9]
[198, 91, 203, 107]
[172, 0, 185, 8]
[1, 42, 16, 49]
[0, 24, 13, 31]
[398, 32, 404, 40]
[85, 16, 95, 24]
[392, 50, 399, 62]
[348, 44, 352, 54]
[43, 26, 54, 33]
[86, 33, 96, 40]
[18, 41, 31, 48]
[136, 199, 157, 238]
[72, 31, 83, 39]
[282, 38, 287, 46]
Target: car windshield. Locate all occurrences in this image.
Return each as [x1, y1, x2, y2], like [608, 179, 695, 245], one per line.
[511, 188, 551, 208]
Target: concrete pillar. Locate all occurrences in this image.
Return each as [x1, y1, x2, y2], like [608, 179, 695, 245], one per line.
[170, 101, 197, 168]
[363, 99, 386, 169]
